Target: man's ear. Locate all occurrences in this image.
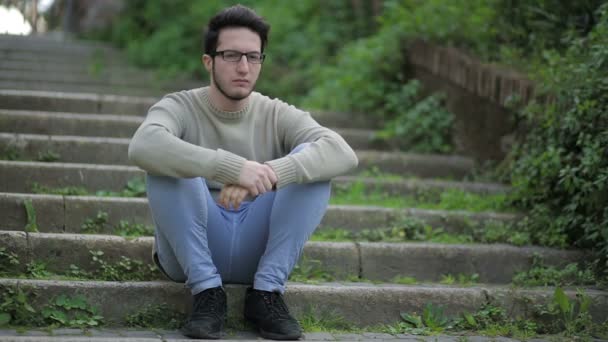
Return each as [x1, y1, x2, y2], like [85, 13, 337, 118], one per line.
[202, 54, 213, 72]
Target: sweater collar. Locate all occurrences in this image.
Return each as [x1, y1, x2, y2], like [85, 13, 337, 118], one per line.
[201, 87, 250, 120]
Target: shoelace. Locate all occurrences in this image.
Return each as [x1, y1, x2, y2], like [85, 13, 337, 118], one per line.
[192, 288, 224, 319]
[261, 291, 292, 320]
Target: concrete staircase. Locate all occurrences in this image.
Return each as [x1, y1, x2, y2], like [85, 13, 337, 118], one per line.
[0, 34, 606, 340]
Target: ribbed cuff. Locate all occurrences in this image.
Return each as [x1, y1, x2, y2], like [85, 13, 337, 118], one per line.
[214, 149, 247, 185]
[265, 156, 297, 189]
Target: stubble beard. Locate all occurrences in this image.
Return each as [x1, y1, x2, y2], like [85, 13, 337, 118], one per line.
[212, 62, 256, 101]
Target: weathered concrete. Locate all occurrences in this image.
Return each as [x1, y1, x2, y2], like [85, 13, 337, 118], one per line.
[0, 161, 140, 194]
[0, 328, 555, 341]
[358, 242, 587, 283]
[0, 160, 508, 197]
[0, 80, 167, 97]
[0, 192, 66, 233]
[0, 110, 142, 138]
[0, 69, 166, 88]
[1, 279, 606, 327]
[356, 150, 474, 179]
[1, 232, 360, 280]
[0, 133, 132, 165]
[0, 193, 520, 234]
[0, 133, 476, 178]
[0, 89, 156, 114]
[0, 112, 384, 150]
[0, 231, 587, 284]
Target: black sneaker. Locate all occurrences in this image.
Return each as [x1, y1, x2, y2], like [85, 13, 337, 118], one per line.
[244, 288, 302, 340]
[181, 286, 227, 339]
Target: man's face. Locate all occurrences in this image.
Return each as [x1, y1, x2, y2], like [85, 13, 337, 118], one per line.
[204, 27, 263, 101]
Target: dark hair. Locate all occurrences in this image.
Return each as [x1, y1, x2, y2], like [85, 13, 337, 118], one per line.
[203, 5, 270, 54]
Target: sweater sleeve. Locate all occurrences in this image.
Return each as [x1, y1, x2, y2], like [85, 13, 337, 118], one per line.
[265, 105, 358, 188]
[128, 96, 246, 183]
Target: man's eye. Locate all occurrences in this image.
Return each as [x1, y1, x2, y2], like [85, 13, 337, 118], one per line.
[247, 53, 261, 61]
[224, 52, 240, 59]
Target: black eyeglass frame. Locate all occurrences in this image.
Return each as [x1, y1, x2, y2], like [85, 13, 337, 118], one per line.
[212, 50, 266, 64]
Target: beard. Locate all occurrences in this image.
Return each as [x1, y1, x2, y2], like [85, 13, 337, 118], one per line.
[212, 62, 256, 101]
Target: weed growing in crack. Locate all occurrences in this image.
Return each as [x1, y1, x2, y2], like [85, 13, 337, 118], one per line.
[0, 247, 20, 276]
[0, 286, 103, 328]
[23, 199, 39, 233]
[124, 304, 185, 329]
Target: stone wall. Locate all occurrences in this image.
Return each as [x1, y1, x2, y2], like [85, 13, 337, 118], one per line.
[406, 39, 534, 161]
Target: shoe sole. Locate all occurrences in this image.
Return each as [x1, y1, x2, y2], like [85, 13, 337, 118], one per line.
[245, 316, 301, 340]
[259, 328, 302, 340]
[180, 327, 222, 339]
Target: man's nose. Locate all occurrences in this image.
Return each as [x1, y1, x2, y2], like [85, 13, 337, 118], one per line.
[236, 55, 250, 72]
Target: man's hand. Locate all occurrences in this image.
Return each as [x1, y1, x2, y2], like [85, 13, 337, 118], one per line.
[238, 161, 278, 196]
[219, 184, 249, 210]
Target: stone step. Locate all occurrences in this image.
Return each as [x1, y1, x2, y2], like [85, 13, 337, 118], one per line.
[0, 69, 175, 89]
[0, 192, 518, 234]
[0, 329, 534, 341]
[0, 48, 125, 64]
[0, 89, 157, 115]
[0, 34, 122, 55]
[0, 231, 585, 284]
[1, 278, 606, 327]
[0, 58, 147, 74]
[0, 80, 168, 97]
[0, 110, 387, 150]
[0, 90, 380, 129]
[0, 134, 475, 178]
[0, 160, 508, 197]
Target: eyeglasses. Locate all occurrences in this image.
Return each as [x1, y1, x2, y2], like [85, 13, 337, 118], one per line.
[212, 50, 265, 64]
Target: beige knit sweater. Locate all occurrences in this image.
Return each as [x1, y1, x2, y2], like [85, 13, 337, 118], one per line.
[128, 87, 358, 189]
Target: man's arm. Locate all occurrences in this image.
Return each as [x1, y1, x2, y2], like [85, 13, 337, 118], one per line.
[265, 107, 358, 188]
[128, 96, 277, 194]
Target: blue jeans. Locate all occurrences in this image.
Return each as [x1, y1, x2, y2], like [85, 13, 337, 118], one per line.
[146, 144, 331, 295]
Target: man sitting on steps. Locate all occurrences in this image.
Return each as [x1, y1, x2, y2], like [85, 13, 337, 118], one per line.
[128, 5, 358, 340]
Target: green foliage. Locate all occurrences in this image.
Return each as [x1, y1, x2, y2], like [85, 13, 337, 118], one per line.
[114, 220, 154, 238]
[81, 211, 109, 234]
[297, 308, 355, 333]
[41, 295, 103, 328]
[289, 257, 334, 283]
[88, 0, 376, 105]
[95, 177, 146, 198]
[386, 303, 452, 335]
[537, 287, 597, 337]
[1, 146, 20, 160]
[0, 287, 103, 328]
[508, 4, 608, 268]
[31, 183, 89, 196]
[81, 211, 153, 237]
[330, 181, 513, 212]
[374, 80, 453, 153]
[454, 304, 538, 339]
[125, 304, 185, 329]
[23, 199, 38, 233]
[36, 150, 60, 162]
[89, 251, 161, 282]
[0, 247, 19, 275]
[25, 261, 51, 279]
[312, 218, 531, 246]
[391, 275, 418, 285]
[512, 256, 600, 287]
[439, 273, 479, 286]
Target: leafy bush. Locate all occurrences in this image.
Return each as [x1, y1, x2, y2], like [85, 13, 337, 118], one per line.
[89, 0, 377, 105]
[508, 3, 608, 268]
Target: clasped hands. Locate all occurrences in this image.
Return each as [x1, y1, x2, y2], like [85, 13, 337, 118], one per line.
[218, 160, 277, 210]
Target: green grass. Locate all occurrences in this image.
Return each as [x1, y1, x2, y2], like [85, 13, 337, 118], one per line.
[312, 220, 528, 246]
[330, 181, 513, 212]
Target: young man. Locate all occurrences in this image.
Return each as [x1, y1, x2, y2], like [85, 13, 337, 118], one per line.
[128, 5, 358, 340]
